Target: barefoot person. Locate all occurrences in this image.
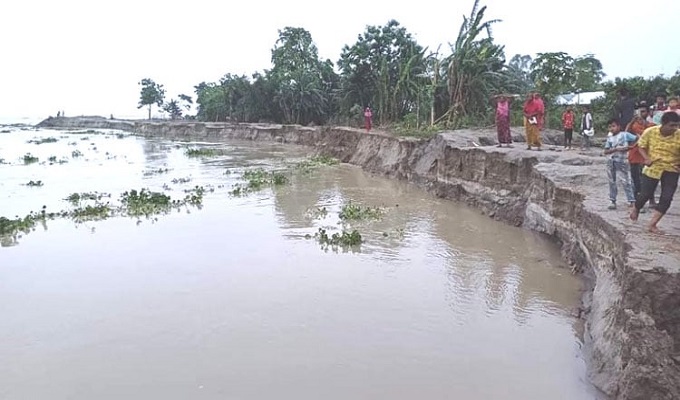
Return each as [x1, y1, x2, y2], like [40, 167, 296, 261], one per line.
[364, 107, 373, 132]
[523, 92, 544, 150]
[630, 112, 680, 233]
[603, 119, 637, 210]
[626, 104, 656, 211]
[493, 94, 512, 147]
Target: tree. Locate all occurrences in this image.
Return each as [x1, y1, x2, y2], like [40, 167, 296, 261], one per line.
[269, 27, 334, 125]
[573, 54, 605, 92]
[138, 78, 166, 120]
[163, 99, 183, 120]
[529, 53, 604, 101]
[338, 20, 427, 125]
[440, 0, 511, 126]
[507, 54, 534, 92]
[178, 94, 193, 112]
[530, 52, 575, 102]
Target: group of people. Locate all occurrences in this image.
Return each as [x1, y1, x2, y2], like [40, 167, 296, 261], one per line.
[606, 96, 680, 233]
[493, 92, 596, 150]
[492, 90, 680, 234]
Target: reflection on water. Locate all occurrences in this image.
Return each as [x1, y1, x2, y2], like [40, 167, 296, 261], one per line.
[0, 127, 603, 399]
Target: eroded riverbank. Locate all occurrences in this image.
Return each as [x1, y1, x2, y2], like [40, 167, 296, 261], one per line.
[0, 124, 599, 399]
[33, 117, 680, 399]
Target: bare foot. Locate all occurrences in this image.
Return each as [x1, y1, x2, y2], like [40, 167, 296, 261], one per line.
[629, 208, 639, 221]
[648, 226, 666, 235]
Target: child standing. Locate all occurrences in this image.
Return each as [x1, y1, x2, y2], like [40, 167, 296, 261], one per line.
[603, 118, 637, 210]
[580, 106, 594, 149]
[562, 106, 575, 149]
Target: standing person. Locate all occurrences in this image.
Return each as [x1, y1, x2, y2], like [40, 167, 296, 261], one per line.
[523, 92, 544, 150]
[630, 112, 680, 234]
[493, 95, 512, 147]
[614, 88, 636, 130]
[562, 106, 575, 149]
[626, 104, 657, 211]
[364, 107, 373, 132]
[580, 105, 594, 149]
[652, 94, 669, 125]
[603, 119, 638, 210]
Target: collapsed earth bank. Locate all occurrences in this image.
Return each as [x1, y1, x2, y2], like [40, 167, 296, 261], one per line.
[37, 116, 680, 400]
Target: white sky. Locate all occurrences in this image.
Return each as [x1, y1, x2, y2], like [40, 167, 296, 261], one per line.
[2, 0, 679, 120]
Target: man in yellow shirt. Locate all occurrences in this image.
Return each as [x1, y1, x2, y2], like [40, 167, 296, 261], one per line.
[630, 112, 680, 233]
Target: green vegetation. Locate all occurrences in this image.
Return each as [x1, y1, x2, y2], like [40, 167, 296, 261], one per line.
[116, 133, 125, 139]
[24, 180, 43, 187]
[230, 168, 289, 196]
[185, 148, 220, 157]
[0, 211, 48, 236]
[1, 184, 207, 243]
[22, 153, 39, 164]
[294, 155, 339, 173]
[120, 189, 176, 217]
[143, 168, 170, 176]
[138, 78, 166, 120]
[120, 187, 206, 217]
[311, 228, 362, 248]
[71, 150, 83, 158]
[66, 192, 112, 205]
[138, 0, 679, 135]
[71, 204, 112, 221]
[28, 137, 58, 145]
[171, 177, 192, 184]
[48, 156, 57, 163]
[338, 202, 384, 221]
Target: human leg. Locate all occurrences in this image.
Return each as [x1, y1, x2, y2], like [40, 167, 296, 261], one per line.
[631, 174, 659, 221]
[607, 159, 617, 208]
[647, 172, 679, 233]
[565, 129, 573, 148]
[630, 163, 642, 198]
[618, 162, 635, 205]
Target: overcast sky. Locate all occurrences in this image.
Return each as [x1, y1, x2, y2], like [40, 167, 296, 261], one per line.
[2, 0, 679, 121]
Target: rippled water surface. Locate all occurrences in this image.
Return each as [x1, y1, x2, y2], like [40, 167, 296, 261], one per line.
[0, 126, 602, 399]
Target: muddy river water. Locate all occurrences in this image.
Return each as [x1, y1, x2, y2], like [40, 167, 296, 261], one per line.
[0, 126, 603, 399]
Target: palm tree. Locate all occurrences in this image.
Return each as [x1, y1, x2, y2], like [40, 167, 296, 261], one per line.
[439, 0, 510, 127]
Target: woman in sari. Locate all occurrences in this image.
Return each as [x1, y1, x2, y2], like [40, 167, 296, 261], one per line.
[523, 92, 544, 150]
[493, 95, 513, 147]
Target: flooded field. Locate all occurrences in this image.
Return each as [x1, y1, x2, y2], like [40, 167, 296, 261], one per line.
[0, 126, 602, 399]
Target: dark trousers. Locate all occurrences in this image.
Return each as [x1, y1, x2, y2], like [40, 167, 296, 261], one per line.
[630, 163, 643, 197]
[635, 171, 680, 214]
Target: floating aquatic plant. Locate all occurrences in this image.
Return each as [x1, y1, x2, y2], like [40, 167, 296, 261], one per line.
[66, 192, 112, 205]
[24, 180, 43, 187]
[71, 204, 112, 221]
[310, 227, 362, 248]
[171, 177, 192, 184]
[185, 148, 220, 157]
[22, 153, 39, 164]
[27, 137, 58, 145]
[338, 202, 384, 221]
[294, 155, 339, 173]
[71, 150, 83, 158]
[143, 168, 170, 176]
[229, 168, 289, 196]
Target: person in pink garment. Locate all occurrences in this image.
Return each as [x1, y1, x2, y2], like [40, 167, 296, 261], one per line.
[364, 107, 373, 132]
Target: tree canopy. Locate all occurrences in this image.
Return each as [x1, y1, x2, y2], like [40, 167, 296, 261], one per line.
[138, 78, 166, 120]
[137, 1, 678, 131]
